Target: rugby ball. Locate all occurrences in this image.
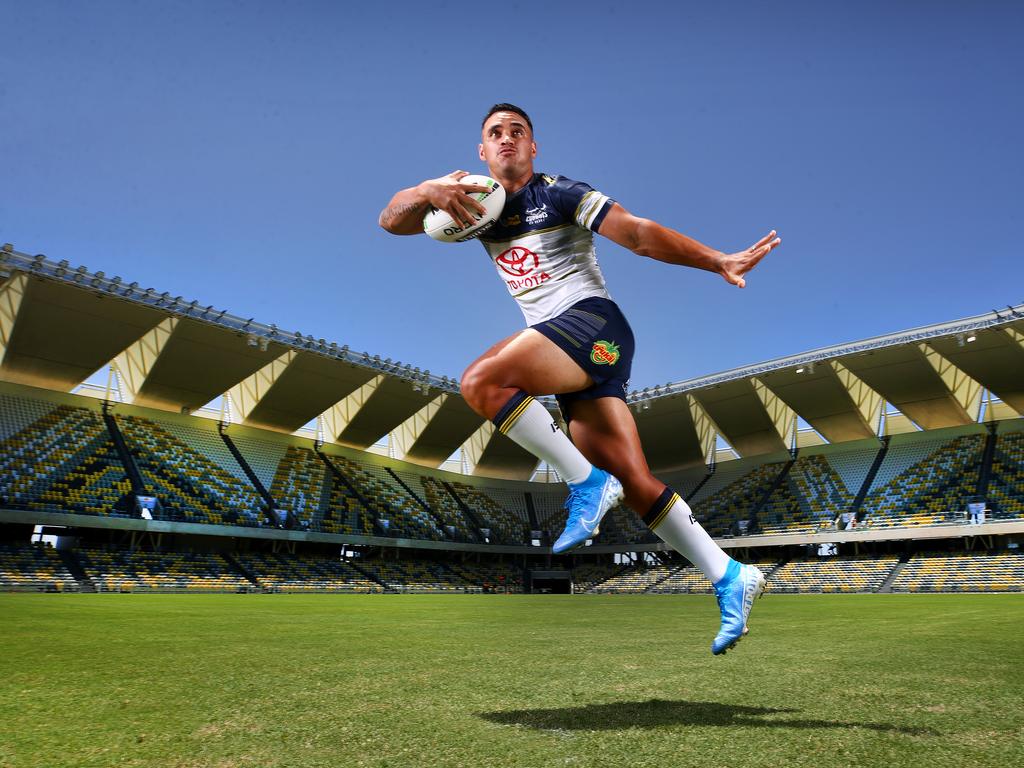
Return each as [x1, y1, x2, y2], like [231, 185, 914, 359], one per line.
[423, 175, 506, 243]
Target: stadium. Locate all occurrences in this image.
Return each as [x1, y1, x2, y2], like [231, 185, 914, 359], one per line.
[3, 244, 1023, 594]
[3, 244, 1023, 766]
[4, 4, 1023, 764]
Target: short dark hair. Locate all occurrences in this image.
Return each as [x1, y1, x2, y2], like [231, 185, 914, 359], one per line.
[482, 103, 533, 132]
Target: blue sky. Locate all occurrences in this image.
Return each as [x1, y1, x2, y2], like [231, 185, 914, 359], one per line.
[2, 1, 1022, 389]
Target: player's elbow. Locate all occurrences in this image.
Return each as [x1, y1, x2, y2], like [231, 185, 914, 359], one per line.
[378, 215, 417, 236]
[378, 213, 401, 234]
[630, 217, 658, 258]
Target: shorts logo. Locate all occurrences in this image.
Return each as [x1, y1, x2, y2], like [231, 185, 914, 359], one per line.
[502, 214, 521, 227]
[496, 246, 540, 277]
[591, 340, 620, 365]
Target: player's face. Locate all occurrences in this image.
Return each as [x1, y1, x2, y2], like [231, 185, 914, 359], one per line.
[479, 112, 536, 179]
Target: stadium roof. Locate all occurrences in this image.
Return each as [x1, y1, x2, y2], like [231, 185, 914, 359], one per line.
[2, 245, 1022, 478]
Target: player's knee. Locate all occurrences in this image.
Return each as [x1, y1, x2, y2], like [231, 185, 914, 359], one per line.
[459, 365, 484, 410]
[460, 361, 500, 411]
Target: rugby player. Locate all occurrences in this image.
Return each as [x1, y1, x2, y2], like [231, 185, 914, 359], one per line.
[379, 104, 780, 654]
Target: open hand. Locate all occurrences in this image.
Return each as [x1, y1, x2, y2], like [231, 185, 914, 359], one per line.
[719, 230, 781, 288]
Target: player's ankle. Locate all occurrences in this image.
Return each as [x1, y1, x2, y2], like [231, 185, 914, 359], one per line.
[714, 558, 741, 588]
[567, 465, 602, 489]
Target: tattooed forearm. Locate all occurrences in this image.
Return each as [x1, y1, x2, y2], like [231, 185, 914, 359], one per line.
[378, 201, 424, 227]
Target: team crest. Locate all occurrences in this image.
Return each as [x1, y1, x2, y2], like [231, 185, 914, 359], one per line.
[525, 204, 548, 225]
[591, 340, 620, 365]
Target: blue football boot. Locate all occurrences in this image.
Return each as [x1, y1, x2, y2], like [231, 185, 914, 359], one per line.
[552, 467, 624, 554]
[711, 559, 766, 655]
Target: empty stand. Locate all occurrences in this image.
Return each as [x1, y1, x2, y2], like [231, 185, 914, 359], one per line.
[989, 430, 1024, 518]
[571, 562, 627, 592]
[270, 446, 328, 530]
[117, 414, 264, 527]
[355, 557, 475, 593]
[891, 550, 1024, 592]
[651, 560, 779, 594]
[330, 455, 445, 540]
[691, 463, 785, 536]
[0, 402, 132, 517]
[769, 556, 899, 593]
[588, 564, 673, 593]
[0, 542, 79, 592]
[75, 546, 251, 592]
[234, 551, 384, 592]
[861, 435, 986, 527]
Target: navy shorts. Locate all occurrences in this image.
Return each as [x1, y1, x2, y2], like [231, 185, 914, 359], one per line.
[530, 296, 635, 420]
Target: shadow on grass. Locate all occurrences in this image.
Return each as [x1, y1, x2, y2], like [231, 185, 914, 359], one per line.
[479, 699, 935, 735]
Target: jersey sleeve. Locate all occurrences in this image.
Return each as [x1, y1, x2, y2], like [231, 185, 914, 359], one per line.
[547, 175, 615, 232]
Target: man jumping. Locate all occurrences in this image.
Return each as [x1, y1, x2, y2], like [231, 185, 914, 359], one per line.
[379, 104, 780, 654]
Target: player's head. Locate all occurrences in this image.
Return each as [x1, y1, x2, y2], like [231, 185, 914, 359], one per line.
[482, 103, 533, 133]
[479, 103, 537, 181]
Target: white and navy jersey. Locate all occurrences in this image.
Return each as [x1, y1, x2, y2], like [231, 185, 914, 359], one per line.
[478, 173, 615, 326]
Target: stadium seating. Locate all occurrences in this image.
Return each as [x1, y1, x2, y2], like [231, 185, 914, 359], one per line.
[571, 562, 625, 592]
[656, 467, 710, 502]
[0, 393, 58, 442]
[825, 446, 886, 499]
[603, 503, 656, 545]
[449, 559, 525, 593]
[0, 542, 79, 592]
[334, 457, 445, 540]
[587, 564, 673, 593]
[270, 446, 328, 529]
[650, 560, 779, 594]
[890, 550, 1024, 592]
[355, 557, 475, 593]
[988, 430, 1024, 518]
[3, 542, 1023, 593]
[691, 463, 785, 536]
[860, 435, 985, 527]
[227, 433, 288, 491]
[234, 551, 384, 593]
[762, 455, 853, 534]
[75, 546, 251, 592]
[448, 481, 528, 544]
[419, 476, 478, 541]
[320, 456, 380, 537]
[530, 489, 570, 533]
[768, 556, 899, 593]
[117, 415, 263, 527]
[478, 487, 533, 528]
[0, 403, 133, 517]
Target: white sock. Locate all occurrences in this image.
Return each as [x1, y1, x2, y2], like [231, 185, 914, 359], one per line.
[493, 391, 591, 485]
[644, 488, 731, 583]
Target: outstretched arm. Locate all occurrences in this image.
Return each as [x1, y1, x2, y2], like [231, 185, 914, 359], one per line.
[597, 203, 781, 288]
[378, 170, 491, 235]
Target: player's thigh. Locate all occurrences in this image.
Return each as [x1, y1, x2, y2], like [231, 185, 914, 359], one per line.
[464, 332, 520, 371]
[464, 328, 593, 395]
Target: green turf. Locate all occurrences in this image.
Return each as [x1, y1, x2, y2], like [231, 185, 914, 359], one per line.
[2, 594, 1022, 768]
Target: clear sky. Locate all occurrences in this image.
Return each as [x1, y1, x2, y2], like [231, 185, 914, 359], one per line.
[3, 1, 1022, 390]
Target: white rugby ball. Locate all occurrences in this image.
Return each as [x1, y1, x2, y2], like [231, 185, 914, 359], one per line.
[423, 175, 506, 243]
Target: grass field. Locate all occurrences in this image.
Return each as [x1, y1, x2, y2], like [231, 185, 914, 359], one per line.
[2, 593, 1022, 768]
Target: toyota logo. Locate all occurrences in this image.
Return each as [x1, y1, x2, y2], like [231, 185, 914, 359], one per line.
[496, 246, 539, 277]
